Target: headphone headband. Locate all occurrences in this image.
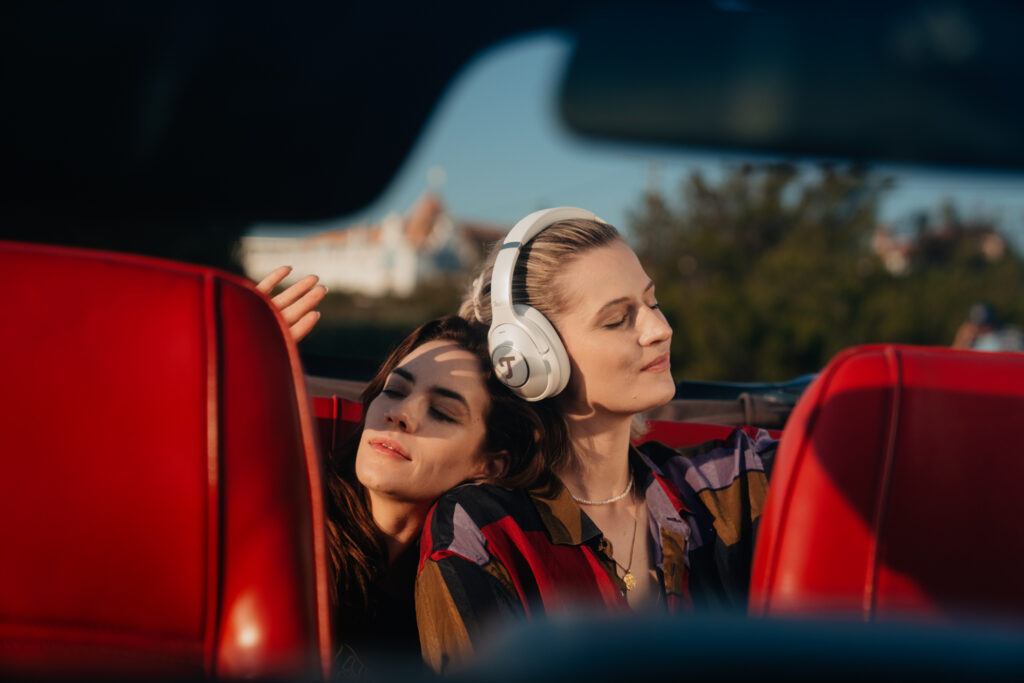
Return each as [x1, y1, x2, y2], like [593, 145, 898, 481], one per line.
[490, 207, 599, 314]
[488, 207, 599, 401]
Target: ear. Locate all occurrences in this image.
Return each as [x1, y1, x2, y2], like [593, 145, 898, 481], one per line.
[476, 450, 510, 482]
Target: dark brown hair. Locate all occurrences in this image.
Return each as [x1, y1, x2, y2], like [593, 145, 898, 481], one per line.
[323, 315, 551, 615]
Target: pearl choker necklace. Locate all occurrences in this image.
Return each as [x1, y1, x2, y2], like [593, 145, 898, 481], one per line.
[569, 477, 634, 505]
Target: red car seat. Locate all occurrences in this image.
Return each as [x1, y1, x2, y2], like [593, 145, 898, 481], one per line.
[313, 396, 364, 454]
[0, 242, 331, 678]
[639, 420, 781, 447]
[750, 344, 1024, 621]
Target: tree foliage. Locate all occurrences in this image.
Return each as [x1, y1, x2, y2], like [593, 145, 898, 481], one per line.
[628, 163, 1024, 381]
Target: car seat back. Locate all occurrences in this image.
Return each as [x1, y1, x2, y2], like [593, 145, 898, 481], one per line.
[0, 242, 331, 678]
[750, 344, 1024, 621]
[313, 396, 364, 455]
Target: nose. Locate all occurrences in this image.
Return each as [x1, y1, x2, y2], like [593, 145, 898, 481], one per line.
[384, 399, 419, 433]
[638, 305, 672, 347]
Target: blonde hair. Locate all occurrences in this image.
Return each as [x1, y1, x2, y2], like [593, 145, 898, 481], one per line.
[460, 218, 623, 326]
[461, 217, 649, 470]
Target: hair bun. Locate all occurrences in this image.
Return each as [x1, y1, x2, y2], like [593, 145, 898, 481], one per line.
[471, 274, 486, 323]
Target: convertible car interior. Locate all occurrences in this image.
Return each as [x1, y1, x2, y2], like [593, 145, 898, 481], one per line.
[3, 1, 1024, 679]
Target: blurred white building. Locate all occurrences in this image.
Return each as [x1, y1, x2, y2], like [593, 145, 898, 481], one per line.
[239, 193, 504, 297]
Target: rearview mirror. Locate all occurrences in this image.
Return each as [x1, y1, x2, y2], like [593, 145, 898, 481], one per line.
[561, 2, 1024, 168]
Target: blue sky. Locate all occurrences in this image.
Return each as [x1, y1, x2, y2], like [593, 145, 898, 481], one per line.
[250, 32, 1024, 247]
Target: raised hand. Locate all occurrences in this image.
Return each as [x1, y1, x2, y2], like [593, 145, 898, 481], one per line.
[256, 266, 328, 342]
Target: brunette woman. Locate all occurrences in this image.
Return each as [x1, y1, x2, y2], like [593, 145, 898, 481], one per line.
[323, 315, 550, 675]
[415, 209, 777, 672]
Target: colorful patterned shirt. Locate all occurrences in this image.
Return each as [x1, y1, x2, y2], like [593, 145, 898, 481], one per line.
[415, 427, 777, 673]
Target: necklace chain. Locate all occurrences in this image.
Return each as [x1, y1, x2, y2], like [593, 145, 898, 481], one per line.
[569, 477, 633, 505]
[568, 476, 642, 591]
[610, 498, 640, 591]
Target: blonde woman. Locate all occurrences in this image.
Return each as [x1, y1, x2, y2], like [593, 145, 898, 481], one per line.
[415, 209, 776, 672]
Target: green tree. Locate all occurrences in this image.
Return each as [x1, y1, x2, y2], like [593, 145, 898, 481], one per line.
[629, 163, 1024, 381]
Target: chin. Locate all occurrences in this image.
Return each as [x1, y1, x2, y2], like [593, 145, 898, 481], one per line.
[354, 455, 393, 493]
[638, 374, 676, 411]
[358, 473, 406, 501]
[609, 389, 676, 417]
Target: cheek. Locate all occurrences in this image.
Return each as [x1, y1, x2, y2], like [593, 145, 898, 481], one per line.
[570, 338, 634, 382]
[361, 399, 387, 428]
[436, 429, 488, 480]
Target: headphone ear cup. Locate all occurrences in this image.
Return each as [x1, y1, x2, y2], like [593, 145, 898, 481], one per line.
[516, 305, 570, 397]
[487, 206, 595, 400]
[488, 305, 571, 401]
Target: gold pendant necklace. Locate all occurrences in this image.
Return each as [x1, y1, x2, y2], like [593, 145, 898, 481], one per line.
[610, 496, 640, 592]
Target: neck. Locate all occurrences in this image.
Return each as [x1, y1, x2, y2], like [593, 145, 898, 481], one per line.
[365, 491, 431, 564]
[556, 409, 634, 504]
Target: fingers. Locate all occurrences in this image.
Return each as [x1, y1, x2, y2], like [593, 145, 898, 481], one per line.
[254, 266, 327, 342]
[255, 265, 292, 294]
[289, 310, 321, 342]
[272, 274, 322, 309]
[277, 279, 328, 324]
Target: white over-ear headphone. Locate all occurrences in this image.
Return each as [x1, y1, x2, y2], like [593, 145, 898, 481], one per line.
[488, 206, 600, 401]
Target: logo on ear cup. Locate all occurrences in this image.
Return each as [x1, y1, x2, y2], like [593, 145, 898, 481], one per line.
[490, 343, 529, 388]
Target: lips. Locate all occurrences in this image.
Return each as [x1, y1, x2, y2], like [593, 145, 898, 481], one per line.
[369, 437, 411, 460]
[642, 353, 671, 373]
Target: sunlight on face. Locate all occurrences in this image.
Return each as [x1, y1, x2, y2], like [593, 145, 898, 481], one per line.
[355, 340, 492, 505]
[551, 240, 676, 417]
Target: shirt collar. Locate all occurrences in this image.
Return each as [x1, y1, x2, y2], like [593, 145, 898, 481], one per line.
[527, 477, 603, 546]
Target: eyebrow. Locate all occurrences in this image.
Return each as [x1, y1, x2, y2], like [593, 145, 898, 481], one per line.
[391, 367, 471, 410]
[594, 281, 656, 317]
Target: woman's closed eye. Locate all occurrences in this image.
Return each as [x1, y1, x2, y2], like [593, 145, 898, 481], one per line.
[603, 315, 627, 329]
[429, 393, 470, 424]
[381, 386, 407, 399]
[429, 406, 458, 423]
